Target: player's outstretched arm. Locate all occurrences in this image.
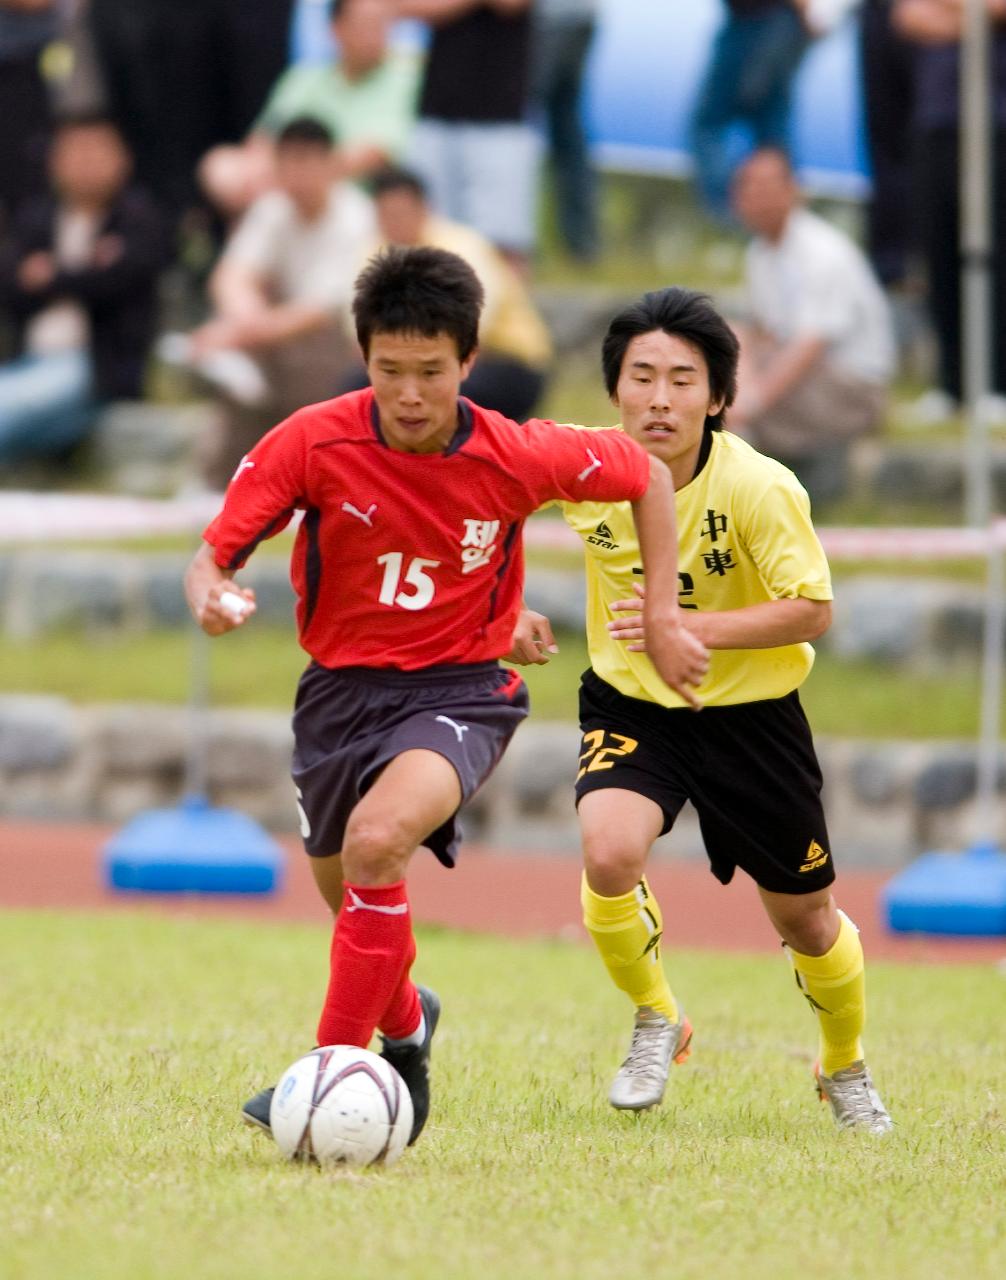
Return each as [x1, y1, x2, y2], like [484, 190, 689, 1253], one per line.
[630, 458, 708, 708]
[184, 541, 257, 636]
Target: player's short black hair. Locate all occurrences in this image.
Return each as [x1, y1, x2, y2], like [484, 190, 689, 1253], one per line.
[369, 165, 427, 202]
[601, 286, 739, 430]
[276, 116, 335, 150]
[353, 246, 484, 361]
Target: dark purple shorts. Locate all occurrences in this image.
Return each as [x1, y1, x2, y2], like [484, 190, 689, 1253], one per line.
[291, 661, 529, 867]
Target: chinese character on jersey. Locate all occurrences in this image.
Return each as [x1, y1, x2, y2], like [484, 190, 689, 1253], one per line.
[460, 518, 500, 573]
[700, 509, 728, 542]
[702, 547, 736, 576]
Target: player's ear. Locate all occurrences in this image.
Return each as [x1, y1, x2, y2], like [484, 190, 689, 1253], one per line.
[708, 396, 725, 418]
[460, 347, 478, 382]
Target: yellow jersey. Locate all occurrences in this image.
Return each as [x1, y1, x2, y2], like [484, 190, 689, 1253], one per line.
[558, 429, 833, 708]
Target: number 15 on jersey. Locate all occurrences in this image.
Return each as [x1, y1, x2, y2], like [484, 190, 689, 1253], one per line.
[376, 552, 441, 611]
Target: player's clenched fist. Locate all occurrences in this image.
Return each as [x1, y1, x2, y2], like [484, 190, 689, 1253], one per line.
[504, 607, 560, 666]
[644, 614, 708, 710]
[198, 582, 257, 635]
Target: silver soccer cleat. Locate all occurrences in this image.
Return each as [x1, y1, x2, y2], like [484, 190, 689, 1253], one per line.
[608, 1006, 693, 1111]
[815, 1061, 893, 1135]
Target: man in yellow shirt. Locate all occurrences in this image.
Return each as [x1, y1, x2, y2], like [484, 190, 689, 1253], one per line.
[535, 286, 892, 1134]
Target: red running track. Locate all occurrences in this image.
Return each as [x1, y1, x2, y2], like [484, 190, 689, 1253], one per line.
[1, 821, 1003, 966]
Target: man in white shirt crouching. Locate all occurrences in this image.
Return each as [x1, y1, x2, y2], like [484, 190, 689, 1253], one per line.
[728, 146, 895, 506]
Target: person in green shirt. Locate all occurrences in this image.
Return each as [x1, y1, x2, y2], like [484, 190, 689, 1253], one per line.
[199, 0, 421, 220]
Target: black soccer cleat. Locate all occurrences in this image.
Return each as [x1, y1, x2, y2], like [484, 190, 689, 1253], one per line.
[380, 985, 441, 1146]
[241, 1085, 275, 1135]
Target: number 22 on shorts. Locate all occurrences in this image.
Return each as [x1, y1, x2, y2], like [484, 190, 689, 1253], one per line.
[577, 729, 639, 780]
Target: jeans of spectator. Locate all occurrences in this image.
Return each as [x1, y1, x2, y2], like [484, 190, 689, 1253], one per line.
[0, 349, 95, 464]
[0, 53, 52, 221]
[532, 15, 599, 261]
[689, 7, 810, 221]
[914, 127, 1006, 403]
[89, 0, 295, 222]
[859, 2, 915, 287]
[408, 120, 539, 256]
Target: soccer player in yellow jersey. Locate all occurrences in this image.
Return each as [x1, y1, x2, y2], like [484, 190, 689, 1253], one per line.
[547, 287, 892, 1133]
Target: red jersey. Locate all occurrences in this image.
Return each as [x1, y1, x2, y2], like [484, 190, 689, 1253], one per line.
[203, 389, 650, 670]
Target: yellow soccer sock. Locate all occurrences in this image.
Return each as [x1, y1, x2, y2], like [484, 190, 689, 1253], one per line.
[788, 910, 865, 1076]
[581, 874, 679, 1021]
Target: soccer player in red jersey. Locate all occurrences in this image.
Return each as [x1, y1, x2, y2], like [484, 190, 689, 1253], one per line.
[184, 246, 708, 1147]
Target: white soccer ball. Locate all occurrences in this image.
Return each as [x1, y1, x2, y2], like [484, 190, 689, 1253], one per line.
[270, 1046, 413, 1167]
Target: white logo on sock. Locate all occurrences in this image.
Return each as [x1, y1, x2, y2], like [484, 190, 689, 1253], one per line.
[345, 887, 408, 915]
[435, 715, 469, 742]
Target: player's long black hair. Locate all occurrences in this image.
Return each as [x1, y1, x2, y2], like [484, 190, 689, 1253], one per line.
[353, 246, 485, 362]
[601, 287, 740, 430]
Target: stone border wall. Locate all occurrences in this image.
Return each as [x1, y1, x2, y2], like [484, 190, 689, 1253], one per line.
[1, 695, 1001, 868]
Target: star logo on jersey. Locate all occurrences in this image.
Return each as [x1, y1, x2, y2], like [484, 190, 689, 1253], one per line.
[342, 500, 377, 527]
[459, 518, 500, 574]
[799, 839, 830, 873]
[586, 521, 619, 550]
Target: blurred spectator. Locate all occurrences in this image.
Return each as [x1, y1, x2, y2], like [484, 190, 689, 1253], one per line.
[530, 0, 600, 263]
[87, 0, 296, 226]
[399, 0, 537, 269]
[0, 112, 167, 467]
[343, 166, 552, 420]
[689, 2, 811, 222]
[161, 118, 375, 489]
[0, 0, 68, 226]
[893, 0, 1006, 423]
[859, 0, 916, 289]
[728, 147, 895, 505]
[200, 0, 420, 223]
[689, 2, 857, 222]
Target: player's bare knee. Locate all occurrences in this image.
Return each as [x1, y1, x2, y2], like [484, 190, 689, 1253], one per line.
[781, 901, 839, 956]
[341, 814, 412, 884]
[583, 840, 646, 898]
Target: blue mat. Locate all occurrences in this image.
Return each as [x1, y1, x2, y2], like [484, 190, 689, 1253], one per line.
[103, 796, 284, 895]
[883, 843, 1006, 937]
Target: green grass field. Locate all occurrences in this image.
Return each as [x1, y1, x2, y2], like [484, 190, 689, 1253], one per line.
[1, 911, 1003, 1280]
[0, 625, 997, 738]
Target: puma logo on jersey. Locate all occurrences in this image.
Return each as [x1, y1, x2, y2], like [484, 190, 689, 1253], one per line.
[345, 887, 408, 915]
[587, 520, 618, 550]
[436, 715, 469, 743]
[799, 839, 829, 873]
[577, 447, 603, 482]
[231, 456, 255, 481]
[342, 501, 377, 526]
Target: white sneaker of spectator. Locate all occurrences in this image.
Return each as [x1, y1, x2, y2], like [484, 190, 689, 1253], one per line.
[156, 332, 268, 407]
[903, 387, 959, 428]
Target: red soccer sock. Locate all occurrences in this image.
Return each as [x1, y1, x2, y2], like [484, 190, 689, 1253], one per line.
[316, 880, 416, 1048]
[380, 933, 421, 1041]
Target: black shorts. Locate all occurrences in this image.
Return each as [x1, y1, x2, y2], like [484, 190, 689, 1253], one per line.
[291, 661, 529, 867]
[575, 670, 835, 895]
